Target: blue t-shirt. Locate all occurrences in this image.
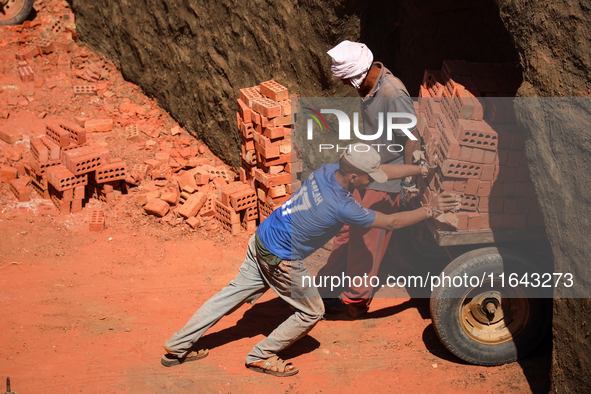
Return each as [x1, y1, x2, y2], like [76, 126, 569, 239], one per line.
[256, 163, 376, 260]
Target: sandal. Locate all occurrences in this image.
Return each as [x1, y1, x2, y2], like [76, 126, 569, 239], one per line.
[246, 355, 299, 377]
[161, 348, 209, 367]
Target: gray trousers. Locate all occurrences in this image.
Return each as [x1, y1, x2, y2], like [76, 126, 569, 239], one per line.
[164, 235, 325, 364]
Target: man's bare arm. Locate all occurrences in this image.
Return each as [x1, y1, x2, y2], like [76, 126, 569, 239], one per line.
[380, 163, 421, 180]
[369, 192, 460, 231]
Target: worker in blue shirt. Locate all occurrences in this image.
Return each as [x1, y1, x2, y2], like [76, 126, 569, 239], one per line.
[161, 143, 458, 377]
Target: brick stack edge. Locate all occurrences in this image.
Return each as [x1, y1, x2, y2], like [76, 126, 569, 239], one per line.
[25, 121, 127, 220]
[231, 80, 303, 234]
[417, 60, 544, 232]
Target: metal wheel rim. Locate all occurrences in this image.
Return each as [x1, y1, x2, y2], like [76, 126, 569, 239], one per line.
[458, 285, 530, 345]
[0, 0, 26, 22]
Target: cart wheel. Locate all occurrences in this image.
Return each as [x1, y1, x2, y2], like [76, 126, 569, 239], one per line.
[0, 0, 35, 26]
[388, 222, 451, 274]
[430, 247, 551, 366]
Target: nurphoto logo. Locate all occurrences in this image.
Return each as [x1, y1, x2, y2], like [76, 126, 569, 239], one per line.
[305, 108, 417, 152]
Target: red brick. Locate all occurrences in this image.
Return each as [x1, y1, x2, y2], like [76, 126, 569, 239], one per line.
[241, 219, 257, 233]
[477, 181, 492, 197]
[46, 165, 88, 191]
[459, 146, 472, 162]
[254, 169, 292, 188]
[74, 85, 97, 95]
[85, 119, 113, 132]
[185, 216, 202, 228]
[468, 212, 482, 231]
[194, 171, 210, 186]
[453, 180, 466, 192]
[266, 193, 290, 206]
[479, 196, 489, 212]
[243, 205, 258, 221]
[441, 159, 483, 179]
[520, 152, 529, 166]
[46, 123, 71, 147]
[527, 211, 538, 227]
[489, 197, 504, 213]
[15, 45, 40, 61]
[513, 213, 527, 228]
[504, 198, 518, 214]
[179, 192, 207, 218]
[286, 180, 301, 194]
[30, 138, 49, 163]
[62, 146, 103, 175]
[229, 187, 257, 211]
[9, 177, 30, 202]
[237, 100, 252, 124]
[510, 133, 525, 150]
[259, 80, 288, 102]
[71, 199, 83, 213]
[259, 183, 287, 198]
[95, 160, 127, 183]
[278, 100, 291, 116]
[480, 164, 496, 181]
[239, 87, 263, 107]
[89, 210, 105, 231]
[144, 199, 169, 217]
[0, 166, 18, 183]
[457, 212, 470, 230]
[506, 150, 521, 167]
[505, 166, 519, 183]
[516, 198, 530, 213]
[502, 183, 515, 197]
[480, 213, 491, 229]
[60, 122, 87, 145]
[263, 126, 287, 140]
[212, 176, 228, 190]
[514, 182, 528, 197]
[423, 69, 445, 99]
[36, 40, 54, 54]
[253, 97, 282, 119]
[160, 192, 178, 205]
[285, 161, 303, 174]
[0, 128, 22, 144]
[18, 66, 35, 82]
[461, 195, 479, 211]
[497, 149, 509, 166]
[456, 119, 498, 151]
[464, 179, 480, 195]
[502, 213, 515, 228]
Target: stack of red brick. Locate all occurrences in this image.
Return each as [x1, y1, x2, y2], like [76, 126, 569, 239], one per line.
[417, 60, 544, 231]
[15, 35, 75, 84]
[23, 122, 127, 218]
[234, 80, 302, 227]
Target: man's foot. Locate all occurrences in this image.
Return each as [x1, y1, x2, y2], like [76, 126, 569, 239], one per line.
[346, 303, 369, 320]
[323, 297, 347, 314]
[246, 355, 299, 377]
[161, 348, 209, 367]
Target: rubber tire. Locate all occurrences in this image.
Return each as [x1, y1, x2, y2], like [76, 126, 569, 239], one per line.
[0, 0, 35, 26]
[430, 247, 552, 366]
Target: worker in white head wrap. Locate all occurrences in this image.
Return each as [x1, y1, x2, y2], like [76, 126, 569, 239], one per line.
[327, 40, 374, 89]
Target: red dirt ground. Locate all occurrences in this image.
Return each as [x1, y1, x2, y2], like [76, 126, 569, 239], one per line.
[0, 1, 550, 393]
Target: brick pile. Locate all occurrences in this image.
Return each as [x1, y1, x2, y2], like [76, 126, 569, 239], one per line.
[417, 60, 543, 231]
[23, 122, 127, 216]
[234, 80, 302, 228]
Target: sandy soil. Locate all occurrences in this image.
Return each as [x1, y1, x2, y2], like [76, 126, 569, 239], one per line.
[0, 1, 550, 393]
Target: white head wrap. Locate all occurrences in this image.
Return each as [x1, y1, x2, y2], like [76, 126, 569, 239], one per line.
[327, 40, 374, 89]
